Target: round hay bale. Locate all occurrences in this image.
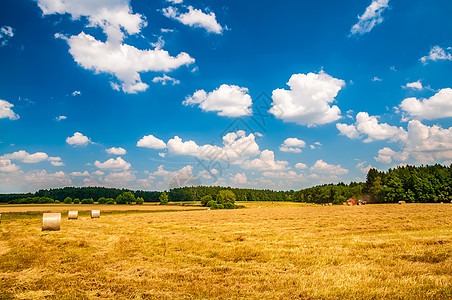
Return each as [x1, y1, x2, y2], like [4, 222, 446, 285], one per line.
[398, 201, 406, 205]
[91, 210, 100, 218]
[328, 203, 333, 206]
[68, 211, 78, 220]
[42, 213, 61, 231]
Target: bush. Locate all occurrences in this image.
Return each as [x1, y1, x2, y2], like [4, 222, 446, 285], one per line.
[217, 204, 224, 209]
[98, 197, 107, 204]
[81, 198, 94, 204]
[54, 200, 60, 203]
[223, 202, 235, 209]
[206, 200, 217, 208]
[200, 195, 213, 206]
[106, 198, 115, 205]
[63, 197, 72, 204]
[73, 198, 80, 204]
[136, 197, 144, 205]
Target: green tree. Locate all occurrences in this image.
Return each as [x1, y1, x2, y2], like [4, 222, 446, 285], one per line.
[63, 197, 72, 204]
[200, 195, 213, 206]
[159, 191, 169, 205]
[73, 198, 80, 204]
[216, 190, 236, 205]
[122, 191, 136, 204]
[98, 197, 107, 204]
[135, 197, 144, 205]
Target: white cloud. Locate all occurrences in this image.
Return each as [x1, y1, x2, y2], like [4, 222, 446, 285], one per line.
[37, 0, 145, 43]
[55, 115, 67, 121]
[0, 99, 19, 120]
[106, 147, 127, 155]
[59, 32, 194, 93]
[231, 173, 247, 185]
[400, 88, 452, 120]
[350, 0, 390, 36]
[152, 74, 180, 85]
[66, 132, 91, 146]
[310, 160, 348, 176]
[167, 131, 260, 163]
[420, 46, 452, 64]
[242, 150, 288, 171]
[137, 134, 166, 149]
[262, 170, 307, 182]
[269, 71, 344, 127]
[0, 159, 19, 173]
[374, 147, 408, 164]
[167, 0, 183, 3]
[48, 156, 65, 166]
[94, 157, 131, 170]
[24, 170, 71, 188]
[162, 6, 224, 34]
[336, 123, 360, 139]
[372, 77, 382, 82]
[184, 84, 252, 117]
[403, 80, 423, 90]
[1, 151, 64, 167]
[70, 171, 90, 177]
[337, 112, 407, 143]
[279, 138, 306, 153]
[71, 90, 81, 96]
[356, 162, 373, 174]
[92, 170, 104, 176]
[295, 162, 308, 169]
[2, 150, 48, 163]
[0, 26, 14, 46]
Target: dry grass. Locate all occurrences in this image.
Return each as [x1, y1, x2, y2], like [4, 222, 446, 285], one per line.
[0, 203, 451, 299]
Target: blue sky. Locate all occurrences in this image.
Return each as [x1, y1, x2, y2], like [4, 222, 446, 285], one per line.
[1, 0, 452, 193]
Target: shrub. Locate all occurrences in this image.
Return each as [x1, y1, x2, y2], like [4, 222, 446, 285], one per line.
[98, 197, 107, 204]
[106, 198, 115, 205]
[200, 195, 213, 206]
[73, 198, 80, 204]
[63, 197, 72, 204]
[136, 197, 144, 205]
[206, 200, 217, 208]
[217, 204, 224, 209]
[81, 198, 94, 204]
[217, 190, 236, 205]
[54, 200, 60, 203]
[223, 202, 235, 209]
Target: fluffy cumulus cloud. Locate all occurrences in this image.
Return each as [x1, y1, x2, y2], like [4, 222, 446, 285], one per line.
[38, 0, 194, 93]
[420, 46, 452, 64]
[279, 138, 306, 153]
[55, 115, 67, 121]
[106, 147, 127, 155]
[0, 159, 20, 173]
[162, 6, 224, 34]
[66, 132, 91, 146]
[103, 171, 136, 187]
[337, 112, 407, 143]
[374, 147, 408, 164]
[350, 0, 390, 36]
[403, 80, 423, 90]
[167, 130, 260, 163]
[310, 160, 348, 176]
[1, 150, 64, 167]
[59, 32, 194, 93]
[94, 157, 131, 170]
[0, 25, 14, 46]
[400, 88, 452, 120]
[70, 171, 90, 177]
[242, 150, 288, 171]
[356, 162, 373, 174]
[183, 84, 252, 117]
[269, 71, 344, 126]
[295, 162, 308, 169]
[137, 134, 166, 149]
[0, 99, 19, 120]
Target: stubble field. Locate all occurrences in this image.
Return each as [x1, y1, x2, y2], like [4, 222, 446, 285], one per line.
[0, 202, 451, 299]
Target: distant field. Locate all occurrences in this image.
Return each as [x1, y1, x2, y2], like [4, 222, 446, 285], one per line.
[0, 202, 205, 216]
[0, 203, 451, 299]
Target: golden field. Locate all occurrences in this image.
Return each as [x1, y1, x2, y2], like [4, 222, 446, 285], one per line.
[0, 202, 451, 299]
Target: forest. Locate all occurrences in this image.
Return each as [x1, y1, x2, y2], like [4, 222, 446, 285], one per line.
[0, 164, 451, 204]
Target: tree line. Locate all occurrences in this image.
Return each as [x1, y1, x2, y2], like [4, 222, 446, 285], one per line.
[1, 164, 451, 204]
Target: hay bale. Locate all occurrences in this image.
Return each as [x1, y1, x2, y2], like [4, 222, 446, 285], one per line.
[42, 213, 61, 231]
[328, 203, 333, 206]
[91, 210, 100, 218]
[68, 211, 78, 220]
[398, 201, 406, 205]
[0, 213, 2, 224]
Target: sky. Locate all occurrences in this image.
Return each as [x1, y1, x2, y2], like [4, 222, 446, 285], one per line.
[1, 0, 452, 193]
